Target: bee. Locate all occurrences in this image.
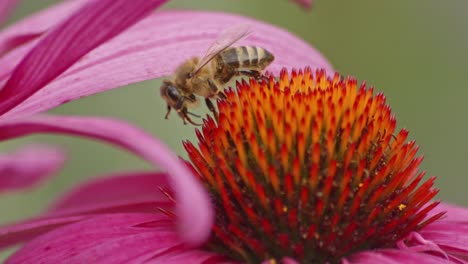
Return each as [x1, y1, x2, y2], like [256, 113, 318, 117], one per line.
[160, 24, 275, 125]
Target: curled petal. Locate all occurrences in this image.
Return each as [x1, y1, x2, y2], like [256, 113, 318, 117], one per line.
[0, 0, 168, 116]
[47, 171, 172, 216]
[2, 10, 332, 118]
[0, 145, 65, 192]
[0, 0, 87, 56]
[0, 0, 16, 26]
[0, 115, 213, 246]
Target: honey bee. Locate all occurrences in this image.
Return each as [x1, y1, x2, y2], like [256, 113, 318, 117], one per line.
[160, 24, 275, 125]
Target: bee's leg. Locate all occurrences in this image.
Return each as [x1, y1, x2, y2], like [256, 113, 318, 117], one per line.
[204, 98, 219, 121]
[206, 79, 222, 120]
[186, 116, 202, 126]
[237, 70, 268, 82]
[237, 70, 261, 78]
[207, 79, 219, 94]
[187, 111, 202, 118]
[164, 104, 172, 119]
[179, 108, 202, 126]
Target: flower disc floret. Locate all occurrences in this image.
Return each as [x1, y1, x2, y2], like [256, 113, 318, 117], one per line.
[184, 68, 443, 263]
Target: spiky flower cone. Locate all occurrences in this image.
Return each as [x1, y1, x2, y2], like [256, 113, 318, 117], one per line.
[183, 68, 444, 263]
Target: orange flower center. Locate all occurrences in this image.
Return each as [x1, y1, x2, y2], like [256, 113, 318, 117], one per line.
[183, 68, 444, 263]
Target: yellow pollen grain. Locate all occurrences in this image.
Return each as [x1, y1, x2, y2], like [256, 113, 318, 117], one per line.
[398, 203, 407, 210]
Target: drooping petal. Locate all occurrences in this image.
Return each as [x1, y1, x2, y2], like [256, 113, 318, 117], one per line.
[0, 0, 87, 56]
[0, 0, 16, 26]
[47, 171, 172, 216]
[0, 215, 86, 250]
[0, 0, 168, 116]
[2, 10, 332, 118]
[345, 249, 463, 264]
[0, 115, 213, 246]
[0, 145, 65, 192]
[6, 213, 227, 264]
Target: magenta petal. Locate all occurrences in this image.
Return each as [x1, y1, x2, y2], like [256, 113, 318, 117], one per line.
[0, 115, 213, 246]
[3, 10, 332, 118]
[429, 202, 468, 222]
[6, 213, 181, 264]
[145, 249, 235, 264]
[47, 171, 172, 216]
[0, 145, 65, 192]
[0, 0, 16, 26]
[346, 249, 459, 264]
[0, 0, 87, 56]
[0, 215, 86, 250]
[422, 222, 468, 256]
[0, 0, 168, 116]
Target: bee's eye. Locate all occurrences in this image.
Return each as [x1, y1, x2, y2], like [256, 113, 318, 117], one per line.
[167, 86, 180, 101]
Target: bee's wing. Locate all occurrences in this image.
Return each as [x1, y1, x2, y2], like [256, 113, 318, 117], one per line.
[190, 24, 252, 76]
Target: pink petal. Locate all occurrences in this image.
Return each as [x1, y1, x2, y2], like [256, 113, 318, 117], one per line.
[345, 249, 462, 264]
[0, 0, 87, 56]
[422, 222, 468, 257]
[0, 172, 171, 250]
[0, 215, 86, 250]
[429, 202, 468, 222]
[0, 144, 65, 192]
[2, 10, 333, 118]
[6, 213, 225, 264]
[145, 250, 236, 264]
[0, 0, 168, 116]
[47, 171, 172, 216]
[6, 213, 175, 263]
[0, 115, 213, 246]
[0, 0, 16, 26]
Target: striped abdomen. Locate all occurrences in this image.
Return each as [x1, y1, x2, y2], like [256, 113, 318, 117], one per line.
[218, 46, 275, 70]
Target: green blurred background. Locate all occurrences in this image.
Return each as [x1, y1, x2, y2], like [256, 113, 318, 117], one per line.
[1, 0, 467, 257]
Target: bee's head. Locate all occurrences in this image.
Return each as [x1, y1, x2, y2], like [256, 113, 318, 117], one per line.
[160, 80, 182, 109]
